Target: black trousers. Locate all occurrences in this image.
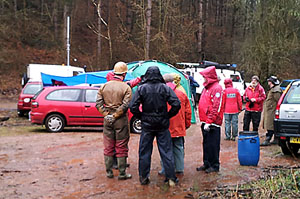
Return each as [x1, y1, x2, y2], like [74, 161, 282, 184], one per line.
[243, 111, 261, 131]
[201, 124, 220, 170]
[138, 128, 176, 181]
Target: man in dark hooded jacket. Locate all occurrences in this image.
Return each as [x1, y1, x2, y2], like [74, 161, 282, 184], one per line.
[129, 66, 181, 186]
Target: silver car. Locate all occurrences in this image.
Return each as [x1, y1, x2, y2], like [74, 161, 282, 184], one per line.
[274, 80, 300, 155]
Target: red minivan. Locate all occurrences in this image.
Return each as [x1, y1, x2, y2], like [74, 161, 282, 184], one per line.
[17, 82, 43, 117]
[30, 86, 104, 132]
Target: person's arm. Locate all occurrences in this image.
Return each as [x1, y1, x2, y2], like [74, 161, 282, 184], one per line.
[129, 88, 142, 118]
[184, 94, 192, 129]
[167, 87, 181, 118]
[206, 87, 223, 124]
[113, 86, 132, 119]
[236, 91, 243, 111]
[95, 87, 109, 116]
[256, 86, 266, 103]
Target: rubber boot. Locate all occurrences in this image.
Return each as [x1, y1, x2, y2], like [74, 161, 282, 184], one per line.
[104, 156, 114, 178]
[260, 136, 271, 146]
[270, 137, 278, 145]
[117, 157, 132, 180]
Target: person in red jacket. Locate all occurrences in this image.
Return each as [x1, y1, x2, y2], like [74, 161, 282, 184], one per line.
[196, 66, 224, 173]
[223, 78, 243, 141]
[159, 81, 192, 175]
[243, 76, 266, 131]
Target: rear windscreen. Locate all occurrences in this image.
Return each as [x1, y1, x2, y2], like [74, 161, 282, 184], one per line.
[283, 84, 300, 104]
[23, 84, 43, 95]
[230, 74, 241, 82]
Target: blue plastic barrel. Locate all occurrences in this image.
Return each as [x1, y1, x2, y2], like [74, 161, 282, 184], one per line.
[238, 131, 260, 166]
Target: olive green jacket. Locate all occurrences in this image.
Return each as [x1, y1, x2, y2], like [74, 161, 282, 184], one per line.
[263, 85, 282, 130]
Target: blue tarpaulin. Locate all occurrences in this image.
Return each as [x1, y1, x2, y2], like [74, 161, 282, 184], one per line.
[41, 70, 134, 87]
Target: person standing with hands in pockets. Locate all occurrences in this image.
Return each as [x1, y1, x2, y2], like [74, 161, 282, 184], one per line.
[223, 78, 243, 141]
[196, 66, 224, 173]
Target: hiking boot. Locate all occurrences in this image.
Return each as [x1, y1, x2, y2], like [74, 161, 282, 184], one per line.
[205, 167, 219, 173]
[158, 170, 165, 176]
[231, 137, 236, 141]
[164, 178, 179, 187]
[140, 176, 150, 185]
[260, 136, 272, 146]
[196, 165, 208, 171]
[224, 137, 230, 141]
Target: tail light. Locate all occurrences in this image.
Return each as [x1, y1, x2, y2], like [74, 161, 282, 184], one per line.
[275, 84, 290, 119]
[32, 101, 39, 108]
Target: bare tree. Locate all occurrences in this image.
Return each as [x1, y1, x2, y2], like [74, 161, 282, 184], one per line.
[198, 0, 204, 62]
[145, 0, 152, 59]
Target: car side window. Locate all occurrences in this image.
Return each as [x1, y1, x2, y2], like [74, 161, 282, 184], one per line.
[85, 89, 98, 103]
[23, 84, 43, 95]
[46, 89, 82, 101]
[284, 85, 300, 104]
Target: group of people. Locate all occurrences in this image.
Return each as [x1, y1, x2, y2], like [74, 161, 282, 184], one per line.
[95, 61, 282, 186]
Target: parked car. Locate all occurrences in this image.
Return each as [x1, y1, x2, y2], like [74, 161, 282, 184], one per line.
[280, 79, 300, 92]
[274, 80, 300, 155]
[30, 86, 104, 132]
[17, 82, 43, 117]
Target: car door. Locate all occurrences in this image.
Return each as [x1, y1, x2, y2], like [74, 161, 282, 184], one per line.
[83, 89, 104, 125]
[46, 88, 84, 125]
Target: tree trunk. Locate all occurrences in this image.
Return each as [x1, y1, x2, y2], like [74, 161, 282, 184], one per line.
[145, 0, 152, 60]
[126, 0, 133, 33]
[63, 4, 68, 55]
[53, 1, 58, 40]
[198, 0, 204, 62]
[97, 0, 102, 68]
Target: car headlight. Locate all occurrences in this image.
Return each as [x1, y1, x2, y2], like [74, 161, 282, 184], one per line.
[24, 98, 30, 103]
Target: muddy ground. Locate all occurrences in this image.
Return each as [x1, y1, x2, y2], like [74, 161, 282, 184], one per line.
[0, 96, 299, 199]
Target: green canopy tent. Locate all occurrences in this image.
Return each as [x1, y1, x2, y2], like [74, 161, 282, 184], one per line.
[127, 60, 196, 124]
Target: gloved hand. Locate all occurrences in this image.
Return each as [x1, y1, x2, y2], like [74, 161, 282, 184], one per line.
[104, 115, 115, 125]
[204, 123, 211, 131]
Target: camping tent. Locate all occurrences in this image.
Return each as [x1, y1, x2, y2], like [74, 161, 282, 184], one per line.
[127, 60, 196, 124]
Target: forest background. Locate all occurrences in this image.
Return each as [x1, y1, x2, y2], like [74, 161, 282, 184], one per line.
[0, 0, 300, 93]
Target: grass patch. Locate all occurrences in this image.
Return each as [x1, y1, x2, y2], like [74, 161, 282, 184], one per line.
[196, 169, 300, 198]
[0, 126, 45, 137]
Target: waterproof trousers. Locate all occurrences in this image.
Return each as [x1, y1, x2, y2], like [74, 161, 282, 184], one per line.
[243, 111, 261, 132]
[201, 124, 220, 171]
[103, 114, 130, 157]
[139, 128, 176, 181]
[160, 137, 185, 174]
[224, 113, 239, 139]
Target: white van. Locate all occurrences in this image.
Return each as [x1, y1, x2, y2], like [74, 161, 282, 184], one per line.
[22, 64, 85, 86]
[177, 62, 246, 101]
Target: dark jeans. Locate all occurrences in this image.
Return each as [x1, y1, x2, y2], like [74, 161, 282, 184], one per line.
[243, 111, 261, 131]
[201, 124, 220, 170]
[139, 128, 176, 181]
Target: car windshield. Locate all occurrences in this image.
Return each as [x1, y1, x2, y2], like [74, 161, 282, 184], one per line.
[23, 84, 43, 95]
[280, 80, 292, 87]
[283, 83, 300, 104]
[230, 74, 241, 82]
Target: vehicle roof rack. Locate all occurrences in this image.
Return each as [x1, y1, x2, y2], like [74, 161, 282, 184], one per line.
[177, 60, 237, 70]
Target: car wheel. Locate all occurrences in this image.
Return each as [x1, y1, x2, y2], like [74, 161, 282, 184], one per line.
[279, 139, 299, 155]
[17, 110, 25, 117]
[45, 114, 65, 133]
[130, 116, 142, 134]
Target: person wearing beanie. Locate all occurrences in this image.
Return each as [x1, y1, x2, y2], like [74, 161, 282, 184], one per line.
[243, 75, 266, 131]
[261, 76, 282, 146]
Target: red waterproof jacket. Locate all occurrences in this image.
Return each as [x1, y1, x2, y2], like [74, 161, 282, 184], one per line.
[224, 78, 243, 114]
[243, 83, 266, 112]
[198, 66, 224, 126]
[167, 82, 191, 137]
[106, 71, 141, 88]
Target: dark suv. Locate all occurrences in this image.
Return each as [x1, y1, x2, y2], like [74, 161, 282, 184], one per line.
[274, 80, 300, 155]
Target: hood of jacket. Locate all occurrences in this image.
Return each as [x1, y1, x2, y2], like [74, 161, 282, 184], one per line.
[199, 66, 218, 88]
[140, 66, 165, 84]
[224, 78, 233, 88]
